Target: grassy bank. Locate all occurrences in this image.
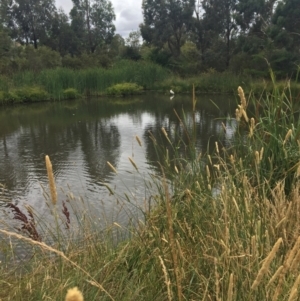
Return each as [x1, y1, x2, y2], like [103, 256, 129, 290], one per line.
[2, 80, 300, 300]
[1, 60, 299, 104]
[0, 60, 169, 104]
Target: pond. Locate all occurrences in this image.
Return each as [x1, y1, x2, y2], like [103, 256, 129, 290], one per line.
[0, 93, 237, 230]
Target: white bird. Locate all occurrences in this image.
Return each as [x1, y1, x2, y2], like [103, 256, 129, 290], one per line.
[170, 89, 175, 95]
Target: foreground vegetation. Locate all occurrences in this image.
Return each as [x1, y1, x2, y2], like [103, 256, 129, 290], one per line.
[2, 80, 300, 300]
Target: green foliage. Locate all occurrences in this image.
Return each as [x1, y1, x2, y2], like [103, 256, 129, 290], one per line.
[0, 0, 298, 78]
[141, 45, 172, 67]
[0, 90, 20, 104]
[63, 88, 80, 99]
[8, 45, 62, 73]
[106, 83, 143, 96]
[158, 71, 245, 93]
[0, 29, 12, 73]
[271, 0, 300, 52]
[14, 86, 49, 102]
[9, 0, 57, 49]
[172, 42, 202, 75]
[70, 0, 115, 54]
[44, 9, 76, 56]
[141, 0, 195, 57]
[0, 60, 169, 102]
[232, 76, 300, 196]
[0, 87, 49, 104]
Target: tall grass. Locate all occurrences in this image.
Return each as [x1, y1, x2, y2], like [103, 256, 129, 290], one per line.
[9, 60, 170, 100]
[2, 80, 300, 300]
[230, 72, 300, 197]
[1, 61, 300, 104]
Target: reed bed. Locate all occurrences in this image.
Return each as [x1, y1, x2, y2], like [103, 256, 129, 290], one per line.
[2, 80, 300, 300]
[1, 60, 300, 104]
[0, 60, 170, 103]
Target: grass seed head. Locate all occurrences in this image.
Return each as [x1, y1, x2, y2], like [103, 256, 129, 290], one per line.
[251, 237, 283, 290]
[128, 157, 139, 171]
[135, 135, 142, 147]
[238, 86, 247, 109]
[107, 161, 118, 174]
[65, 287, 84, 301]
[283, 129, 292, 145]
[45, 155, 57, 205]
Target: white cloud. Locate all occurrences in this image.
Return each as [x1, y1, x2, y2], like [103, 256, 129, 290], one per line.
[55, 0, 143, 38]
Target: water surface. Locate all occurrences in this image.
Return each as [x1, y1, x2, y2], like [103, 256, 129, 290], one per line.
[0, 93, 237, 225]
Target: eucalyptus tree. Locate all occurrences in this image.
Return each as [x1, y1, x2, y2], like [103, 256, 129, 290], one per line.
[192, 0, 217, 68]
[140, 0, 195, 58]
[45, 9, 77, 56]
[0, 0, 12, 28]
[270, 0, 300, 51]
[201, 0, 239, 68]
[0, 28, 12, 73]
[268, 0, 300, 76]
[70, 0, 116, 54]
[10, 0, 57, 49]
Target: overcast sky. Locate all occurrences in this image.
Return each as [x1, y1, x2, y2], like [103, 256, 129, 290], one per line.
[55, 0, 143, 37]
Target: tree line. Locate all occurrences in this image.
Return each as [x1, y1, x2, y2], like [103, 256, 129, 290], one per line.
[0, 0, 299, 78]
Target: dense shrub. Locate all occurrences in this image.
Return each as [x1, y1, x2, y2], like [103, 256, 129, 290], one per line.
[63, 88, 80, 99]
[106, 82, 143, 96]
[15, 86, 49, 102]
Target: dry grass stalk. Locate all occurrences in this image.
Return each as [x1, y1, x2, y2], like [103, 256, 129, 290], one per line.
[135, 135, 142, 147]
[159, 255, 173, 301]
[102, 183, 114, 195]
[241, 108, 249, 122]
[255, 151, 260, 165]
[214, 258, 221, 301]
[235, 87, 249, 123]
[45, 155, 57, 205]
[65, 287, 84, 301]
[251, 237, 283, 290]
[291, 248, 300, 273]
[235, 108, 241, 121]
[227, 273, 234, 301]
[249, 117, 255, 137]
[273, 237, 300, 300]
[0, 229, 115, 301]
[283, 129, 293, 145]
[221, 122, 227, 133]
[192, 84, 196, 112]
[206, 165, 210, 179]
[288, 274, 300, 301]
[267, 265, 284, 287]
[161, 127, 172, 145]
[260, 147, 264, 160]
[128, 157, 139, 171]
[215, 142, 219, 154]
[286, 236, 300, 269]
[238, 86, 247, 108]
[251, 235, 257, 258]
[161, 168, 183, 301]
[107, 161, 118, 174]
